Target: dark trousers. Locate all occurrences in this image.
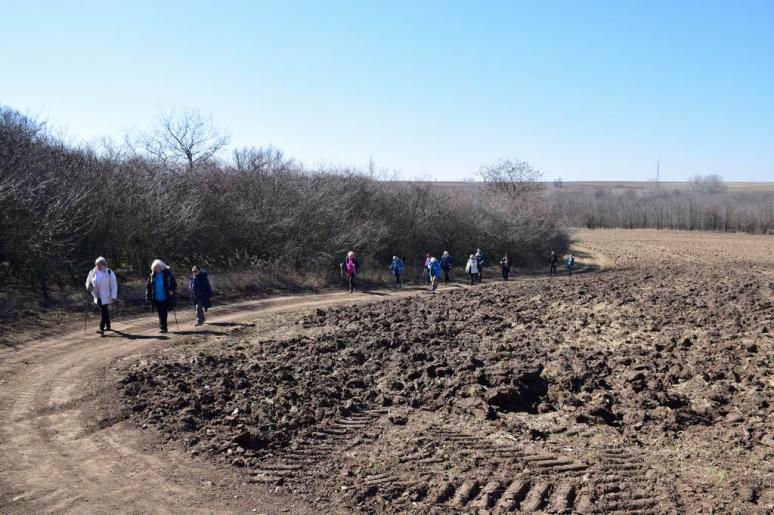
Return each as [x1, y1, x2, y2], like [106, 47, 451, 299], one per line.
[568, 266, 574, 276]
[502, 268, 510, 281]
[478, 267, 484, 282]
[442, 266, 450, 283]
[155, 301, 169, 331]
[348, 275, 356, 291]
[194, 299, 206, 324]
[469, 272, 478, 285]
[98, 300, 110, 330]
[550, 263, 557, 275]
[393, 273, 401, 287]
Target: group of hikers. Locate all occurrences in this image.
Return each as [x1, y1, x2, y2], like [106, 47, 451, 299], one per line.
[85, 257, 212, 336]
[341, 249, 577, 293]
[86, 249, 576, 335]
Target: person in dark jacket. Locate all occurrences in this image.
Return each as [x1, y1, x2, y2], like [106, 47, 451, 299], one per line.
[440, 251, 453, 283]
[189, 266, 212, 326]
[549, 251, 559, 276]
[475, 248, 487, 282]
[146, 259, 177, 333]
[500, 254, 512, 281]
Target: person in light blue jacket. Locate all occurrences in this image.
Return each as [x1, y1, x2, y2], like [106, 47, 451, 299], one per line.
[389, 256, 405, 288]
[567, 254, 576, 276]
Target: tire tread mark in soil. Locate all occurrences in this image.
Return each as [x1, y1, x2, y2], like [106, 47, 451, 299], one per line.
[584, 445, 673, 514]
[400, 425, 589, 512]
[250, 407, 387, 483]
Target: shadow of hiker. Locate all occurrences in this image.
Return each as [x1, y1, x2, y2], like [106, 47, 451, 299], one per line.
[171, 330, 228, 336]
[111, 330, 169, 341]
[206, 322, 255, 328]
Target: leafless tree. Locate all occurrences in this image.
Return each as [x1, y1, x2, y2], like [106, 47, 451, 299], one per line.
[478, 159, 544, 201]
[688, 174, 727, 194]
[141, 109, 229, 171]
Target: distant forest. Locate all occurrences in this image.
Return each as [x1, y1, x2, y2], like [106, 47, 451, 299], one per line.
[0, 106, 565, 299]
[546, 179, 774, 234]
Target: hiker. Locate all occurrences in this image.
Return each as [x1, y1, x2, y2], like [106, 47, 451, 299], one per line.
[146, 259, 177, 333]
[567, 254, 576, 276]
[389, 256, 405, 288]
[341, 251, 359, 293]
[465, 254, 479, 285]
[500, 254, 512, 281]
[549, 251, 559, 276]
[475, 248, 487, 282]
[85, 256, 118, 337]
[428, 256, 442, 291]
[189, 266, 212, 326]
[440, 251, 454, 283]
[422, 253, 432, 284]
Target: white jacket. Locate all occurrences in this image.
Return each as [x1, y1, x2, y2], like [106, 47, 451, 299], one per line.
[465, 259, 479, 274]
[86, 267, 118, 305]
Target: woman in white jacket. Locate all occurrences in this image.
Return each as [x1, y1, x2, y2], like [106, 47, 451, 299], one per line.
[465, 254, 479, 285]
[85, 256, 118, 336]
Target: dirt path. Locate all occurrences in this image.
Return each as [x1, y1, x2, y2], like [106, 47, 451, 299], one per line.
[0, 284, 472, 513]
[0, 249, 608, 514]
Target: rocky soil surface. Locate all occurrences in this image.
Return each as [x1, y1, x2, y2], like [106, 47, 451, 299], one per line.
[119, 230, 773, 513]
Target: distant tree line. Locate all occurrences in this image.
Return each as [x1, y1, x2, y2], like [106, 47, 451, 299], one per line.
[0, 106, 566, 300]
[548, 180, 774, 234]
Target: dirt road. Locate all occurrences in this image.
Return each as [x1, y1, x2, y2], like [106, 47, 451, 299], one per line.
[0, 291, 418, 513]
[0, 249, 607, 515]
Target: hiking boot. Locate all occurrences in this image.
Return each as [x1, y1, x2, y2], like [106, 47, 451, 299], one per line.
[100, 329, 105, 337]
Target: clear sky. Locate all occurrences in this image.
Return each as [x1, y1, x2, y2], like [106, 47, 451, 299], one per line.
[1, 1, 772, 181]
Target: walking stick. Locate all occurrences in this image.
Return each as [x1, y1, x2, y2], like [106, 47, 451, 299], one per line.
[173, 306, 180, 331]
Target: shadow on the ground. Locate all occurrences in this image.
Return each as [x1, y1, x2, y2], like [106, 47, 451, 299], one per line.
[207, 321, 255, 328]
[111, 330, 169, 341]
[172, 330, 228, 336]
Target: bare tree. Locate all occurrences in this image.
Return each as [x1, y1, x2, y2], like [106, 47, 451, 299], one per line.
[141, 109, 229, 171]
[688, 174, 727, 194]
[477, 159, 544, 201]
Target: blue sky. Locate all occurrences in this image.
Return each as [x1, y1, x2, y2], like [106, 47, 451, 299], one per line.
[1, 1, 772, 181]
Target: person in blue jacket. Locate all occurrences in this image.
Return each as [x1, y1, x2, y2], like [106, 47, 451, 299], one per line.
[567, 254, 576, 276]
[189, 266, 212, 326]
[440, 251, 454, 283]
[428, 256, 442, 291]
[146, 259, 177, 333]
[389, 256, 405, 288]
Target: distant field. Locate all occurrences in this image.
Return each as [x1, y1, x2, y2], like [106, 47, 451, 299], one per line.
[421, 180, 774, 192]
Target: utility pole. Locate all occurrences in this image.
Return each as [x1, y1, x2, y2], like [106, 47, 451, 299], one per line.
[656, 159, 660, 191]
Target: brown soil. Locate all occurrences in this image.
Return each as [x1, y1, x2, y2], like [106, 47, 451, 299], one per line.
[2, 231, 772, 514]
